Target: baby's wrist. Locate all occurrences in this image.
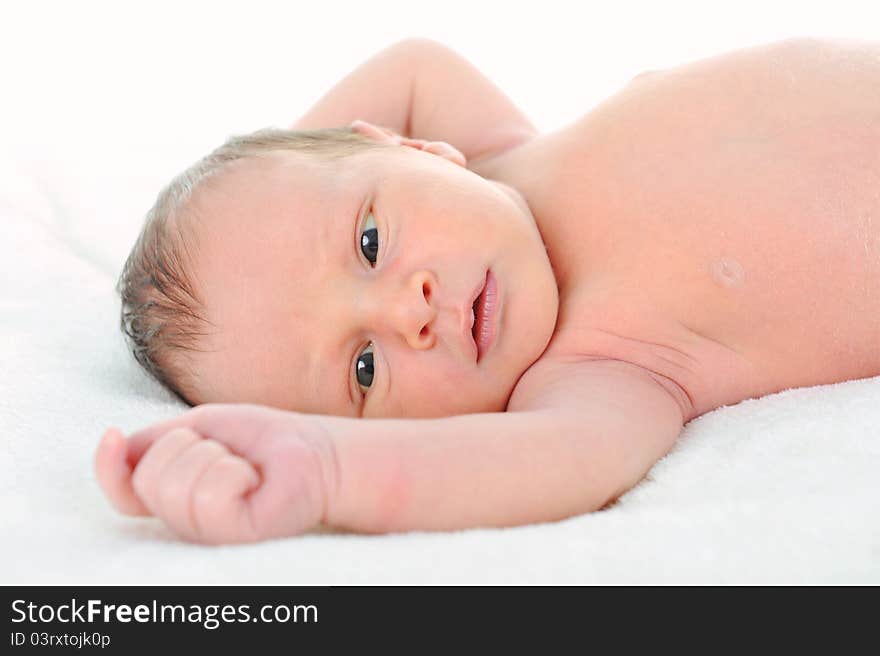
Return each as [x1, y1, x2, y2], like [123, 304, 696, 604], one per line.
[282, 412, 342, 530]
[310, 414, 416, 534]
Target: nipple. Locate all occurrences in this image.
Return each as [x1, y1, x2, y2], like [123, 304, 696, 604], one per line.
[709, 257, 745, 288]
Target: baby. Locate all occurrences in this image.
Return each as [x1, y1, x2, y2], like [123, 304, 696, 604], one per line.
[96, 37, 880, 543]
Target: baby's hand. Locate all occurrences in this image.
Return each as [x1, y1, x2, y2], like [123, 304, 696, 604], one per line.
[349, 119, 468, 168]
[94, 404, 336, 544]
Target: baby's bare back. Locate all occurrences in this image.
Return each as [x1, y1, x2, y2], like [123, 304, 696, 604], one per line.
[494, 38, 880, 419]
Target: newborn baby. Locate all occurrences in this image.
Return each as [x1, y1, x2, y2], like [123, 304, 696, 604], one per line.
[96, 37, 880, 543]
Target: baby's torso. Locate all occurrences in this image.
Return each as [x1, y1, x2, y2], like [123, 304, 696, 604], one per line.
[482, 38, 880, 420]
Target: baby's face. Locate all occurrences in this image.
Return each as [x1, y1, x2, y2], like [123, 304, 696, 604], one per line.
[185, 145, 558, 417]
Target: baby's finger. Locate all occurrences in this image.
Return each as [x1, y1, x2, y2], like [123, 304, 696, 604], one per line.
[127, 404, 283, 468]
[422, 141, 467, 167]
[131, 428, 201, 516]
[170, 404, 292, 463]
[190, 455, 262, 544]
[155, 439, 229, 541]
[94, 428, 149, 516]
[398, 136, 429, 149]
[125, 412, 201, 466]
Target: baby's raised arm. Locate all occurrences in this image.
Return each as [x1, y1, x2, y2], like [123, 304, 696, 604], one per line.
[96, 359, 684, 542]
[292, 38, 538, 165]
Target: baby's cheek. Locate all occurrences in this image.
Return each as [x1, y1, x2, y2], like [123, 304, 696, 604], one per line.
[394, 362, 491, 417]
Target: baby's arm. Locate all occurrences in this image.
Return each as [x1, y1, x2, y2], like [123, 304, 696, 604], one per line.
[292, 38, 538, 164]
[96, 359, 684, 541]
[324, 358, 684, 532]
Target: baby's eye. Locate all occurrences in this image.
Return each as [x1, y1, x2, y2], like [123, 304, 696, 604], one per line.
[360, 210, 379, 265]
[355, 342, 375, 392]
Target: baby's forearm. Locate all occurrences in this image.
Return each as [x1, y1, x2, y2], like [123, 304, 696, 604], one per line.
[293, 39, 416, 136]
[317, 408, 662, 533]
[292, 38, 537, 163]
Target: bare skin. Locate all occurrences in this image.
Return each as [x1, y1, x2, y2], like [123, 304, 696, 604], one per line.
[96, 37, 880, 542]
[477, 36, 880, 418]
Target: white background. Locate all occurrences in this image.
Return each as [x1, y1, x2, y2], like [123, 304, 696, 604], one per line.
[3, 0, 880, 135]
[2, 0, 878, 273]
[3, 0, 879, 133]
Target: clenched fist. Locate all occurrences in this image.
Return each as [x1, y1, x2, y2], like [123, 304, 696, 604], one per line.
[95, 404, 338, 544]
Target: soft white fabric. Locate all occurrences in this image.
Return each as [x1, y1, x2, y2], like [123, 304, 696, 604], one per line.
[2, 138, 878, 584]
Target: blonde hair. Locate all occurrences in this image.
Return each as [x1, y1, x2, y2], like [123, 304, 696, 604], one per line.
[116, 126, 390, 405]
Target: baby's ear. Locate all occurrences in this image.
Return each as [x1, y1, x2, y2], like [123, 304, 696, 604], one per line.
[349, 119, 467, 168]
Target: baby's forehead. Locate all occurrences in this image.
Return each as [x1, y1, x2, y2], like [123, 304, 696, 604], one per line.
[213, 151, 332, 196]
[197, 145, 409, 217]
[188, 151, 354, 291]
[187, 154, 330, 232]
[186, 145, 410, 273]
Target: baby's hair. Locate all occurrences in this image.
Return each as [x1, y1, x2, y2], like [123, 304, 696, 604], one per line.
[117, 126, 391, 405]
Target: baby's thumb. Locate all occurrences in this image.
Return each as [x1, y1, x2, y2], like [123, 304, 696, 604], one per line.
[95, 428, 150, 516]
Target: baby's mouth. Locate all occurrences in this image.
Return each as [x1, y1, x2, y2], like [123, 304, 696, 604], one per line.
[470, 269, 499, 363]
[471, 295, 481, 341]
[470, 274, 487, 344]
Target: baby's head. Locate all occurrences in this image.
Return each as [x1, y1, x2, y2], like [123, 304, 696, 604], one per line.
[118, 124, 558, 418]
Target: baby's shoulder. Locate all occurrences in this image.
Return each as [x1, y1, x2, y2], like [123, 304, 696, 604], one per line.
[507, 291, 731, 423]
[506, 347, 691, 429]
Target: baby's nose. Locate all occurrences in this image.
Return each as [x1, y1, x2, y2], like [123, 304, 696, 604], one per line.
[384, 270, 437, 350]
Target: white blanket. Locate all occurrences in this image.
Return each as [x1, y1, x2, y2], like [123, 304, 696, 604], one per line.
[2, 5, 878, 583]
